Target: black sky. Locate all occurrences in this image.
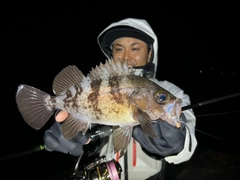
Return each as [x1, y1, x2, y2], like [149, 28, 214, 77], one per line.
[2, 1, 240, 179]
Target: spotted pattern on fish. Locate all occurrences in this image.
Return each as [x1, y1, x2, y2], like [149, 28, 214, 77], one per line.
[109, 75, 125, 105]
[46, 96, 56, 110]
[63, 89, 73, 109]
[88, 78, 103, 119]
[71, 85, 83, 110]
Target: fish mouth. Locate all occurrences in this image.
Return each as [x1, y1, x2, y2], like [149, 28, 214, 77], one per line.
[164, 99, 182, 126]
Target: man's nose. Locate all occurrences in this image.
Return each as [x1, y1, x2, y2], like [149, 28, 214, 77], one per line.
[121, 51, 131, 62]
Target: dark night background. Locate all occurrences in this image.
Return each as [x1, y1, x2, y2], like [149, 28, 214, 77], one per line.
[1, 1, 240, 179]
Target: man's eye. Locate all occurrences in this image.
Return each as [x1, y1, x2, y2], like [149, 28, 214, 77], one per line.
[132, 48, 139, 51]
[155, 91, 169, 104]
[115, 48, 122, 52]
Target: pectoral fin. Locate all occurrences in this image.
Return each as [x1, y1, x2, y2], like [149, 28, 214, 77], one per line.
[135, 108, 159, 138]
[61, 114, 90, 139]
[112, 125, 132, 158]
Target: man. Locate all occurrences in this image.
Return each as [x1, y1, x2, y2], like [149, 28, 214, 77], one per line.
[44, 18, 197, 180]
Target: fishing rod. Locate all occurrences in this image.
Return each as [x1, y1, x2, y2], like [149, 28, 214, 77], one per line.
[1, 92, 239, 162]
[0, 144, 45, 162]
[182, 92, 240, 111]
[0, 125, 112, 162]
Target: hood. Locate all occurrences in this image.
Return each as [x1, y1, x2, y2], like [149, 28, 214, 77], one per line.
[97, 18, 159, 79]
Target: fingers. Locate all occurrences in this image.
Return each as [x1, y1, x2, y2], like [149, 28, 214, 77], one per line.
[85, 139, 91, 144]
[55, 111, 68, 122]
[176, 122, 181, 128]
[55, 111, 91, 144]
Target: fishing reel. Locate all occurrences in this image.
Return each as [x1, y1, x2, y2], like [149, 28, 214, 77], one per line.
[66, 155, 122, 180]
[65, 125, 122, 180]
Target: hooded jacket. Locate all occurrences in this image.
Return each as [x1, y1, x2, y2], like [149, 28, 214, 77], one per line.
[97, 18, 198, 179]
[98, 18, 158, 79]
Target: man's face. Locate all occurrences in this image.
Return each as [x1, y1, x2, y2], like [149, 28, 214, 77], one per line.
[111, 37, 152, 67]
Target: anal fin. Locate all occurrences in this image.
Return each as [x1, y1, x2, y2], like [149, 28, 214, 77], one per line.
[112, 125, 132, 159]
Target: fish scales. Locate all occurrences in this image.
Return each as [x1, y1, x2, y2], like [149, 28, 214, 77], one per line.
[88, 75, 134, 124]
[16, 59, 182, 158]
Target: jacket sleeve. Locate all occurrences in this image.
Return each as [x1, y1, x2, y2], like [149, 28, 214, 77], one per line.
[159, 80, 197, 164]
[164, 109, 197, 164]
[140, 79, 197, 164]
[43, 121, 90, 156]
[132, 115, 187, 158]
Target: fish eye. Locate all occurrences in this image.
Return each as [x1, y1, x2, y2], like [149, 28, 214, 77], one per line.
[155, 90, 170, 104]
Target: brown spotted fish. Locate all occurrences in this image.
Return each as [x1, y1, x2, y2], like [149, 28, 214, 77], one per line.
[16, 59, 182, 158]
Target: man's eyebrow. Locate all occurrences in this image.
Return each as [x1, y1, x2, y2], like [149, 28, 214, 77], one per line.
[113, 42, 141, 47]
[113, 43, 123, 47]
[130, 42, 141, 46]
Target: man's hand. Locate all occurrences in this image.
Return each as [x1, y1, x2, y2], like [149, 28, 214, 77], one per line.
[55, 110, 91, 144]
[43, 110, 91, 155]
[176, 122, 181, 128]
[55, 110, 69, 122]
[132, 115, 187, 158]
[43, 122, 90, 156]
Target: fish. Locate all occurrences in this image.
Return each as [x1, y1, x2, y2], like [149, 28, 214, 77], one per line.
[16, 59, 182, 158]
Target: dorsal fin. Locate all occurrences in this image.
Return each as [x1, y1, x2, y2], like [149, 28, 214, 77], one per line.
[52, 65, 85, 95]
[88, 59, 134, 81]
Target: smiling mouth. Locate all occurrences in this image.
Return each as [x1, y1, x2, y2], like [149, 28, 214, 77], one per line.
[127, 63, 135, 67]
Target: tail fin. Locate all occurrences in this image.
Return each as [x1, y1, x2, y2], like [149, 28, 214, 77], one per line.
[16, 84, 55, 130]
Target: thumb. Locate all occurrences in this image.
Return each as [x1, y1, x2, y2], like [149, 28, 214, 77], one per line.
[55, 110, 68, 122]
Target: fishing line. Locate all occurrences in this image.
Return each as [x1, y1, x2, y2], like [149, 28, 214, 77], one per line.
[194, 109, 240, 146]
[182, 92, 240, 146]
[195, 129, 240, 146]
